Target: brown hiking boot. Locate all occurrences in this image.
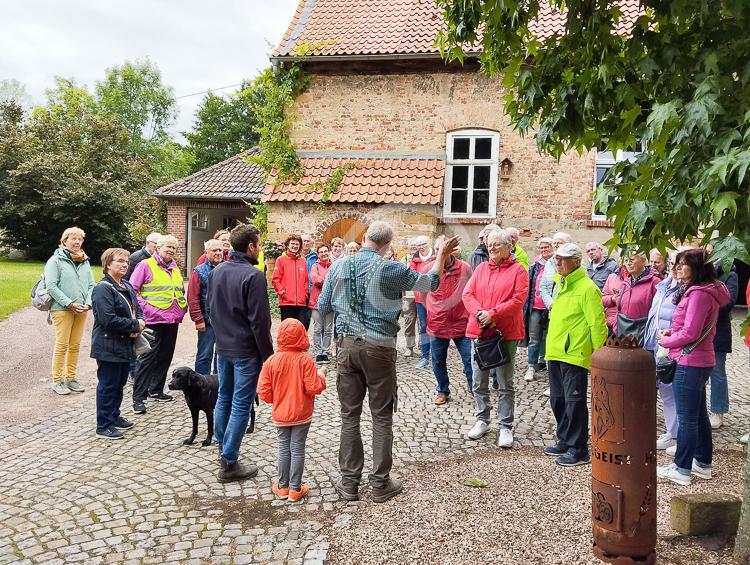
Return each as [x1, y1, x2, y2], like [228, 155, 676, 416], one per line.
[372, 478, 403, 503]
[217, 459, 258, 483]
[334, 479, 359, 501]
[434, 393, 448, 405]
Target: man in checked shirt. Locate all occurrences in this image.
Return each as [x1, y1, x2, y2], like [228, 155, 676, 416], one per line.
[318, 221, 459, 503]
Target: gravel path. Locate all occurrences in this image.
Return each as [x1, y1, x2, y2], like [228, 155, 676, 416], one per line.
[327, 447, 745, 564]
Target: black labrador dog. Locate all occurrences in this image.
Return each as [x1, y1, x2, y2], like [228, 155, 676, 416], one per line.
[168, 367, 258, 447]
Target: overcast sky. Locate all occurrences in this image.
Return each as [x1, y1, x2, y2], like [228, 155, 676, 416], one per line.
[2, 0, 300, 140]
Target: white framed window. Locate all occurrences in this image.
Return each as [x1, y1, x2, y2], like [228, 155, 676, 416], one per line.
[190, 211, 209, 231]
[592, 143, 644, 220]
[444, 129, 499, 218]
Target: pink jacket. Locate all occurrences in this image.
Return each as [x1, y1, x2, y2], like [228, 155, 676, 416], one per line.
[661, 282, 730, 367]
[601, 271, 626, 331]
[308, 259, 331, 309]
[129, 252, 187, 325]
[426, 258, 473, 339]
[462, 257, 529, 340]
[617, 268, 661, 330]
[410, 253, 435, 304]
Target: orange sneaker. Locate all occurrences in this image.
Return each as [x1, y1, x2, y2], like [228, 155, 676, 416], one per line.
[288, 484, 309, 502]
[272, 483, 289, 499]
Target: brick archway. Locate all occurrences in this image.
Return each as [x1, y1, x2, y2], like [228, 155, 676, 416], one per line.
[314, 212, 372, 245]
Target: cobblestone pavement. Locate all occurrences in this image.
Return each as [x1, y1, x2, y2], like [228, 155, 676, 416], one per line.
[0, 313, 748, 564]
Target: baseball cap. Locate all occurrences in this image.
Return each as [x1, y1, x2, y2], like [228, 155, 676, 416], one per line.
[555, 243, 583, 259]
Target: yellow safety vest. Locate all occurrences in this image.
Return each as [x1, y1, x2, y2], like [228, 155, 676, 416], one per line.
[140, 257, 186, 309]
[256, 249, 266, 273]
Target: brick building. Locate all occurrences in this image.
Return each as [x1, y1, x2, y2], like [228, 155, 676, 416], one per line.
[155, 150, 265, 269]
[263, 0, 642, 253]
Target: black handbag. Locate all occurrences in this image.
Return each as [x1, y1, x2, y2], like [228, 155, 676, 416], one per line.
[616, 312, 648, 344]
[473, 331, 511, 370]
[656, 320, 715, 384]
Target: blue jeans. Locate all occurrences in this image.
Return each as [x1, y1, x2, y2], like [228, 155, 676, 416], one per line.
[96, 360, 129, 432]
[215, 354, 260, 464]
[673, 364, 713, 473]
[527, 309, 547, 366]
[709, 351, 729, 414]
[430, 336, 473, 395]
[416, 303, 430, 360]
[195, 325, 217, 375]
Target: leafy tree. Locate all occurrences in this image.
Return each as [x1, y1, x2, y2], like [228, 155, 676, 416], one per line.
[438, 0, 750, 266]
[0, 79, 32, 110]
[185, 83, 260, 172]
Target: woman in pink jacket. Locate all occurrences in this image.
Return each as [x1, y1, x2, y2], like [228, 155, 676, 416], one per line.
[601, 267, 626, 335]
[615, 252, 661, 342]
[656, 249, 729, 486]
[309, 244, 333, 363]
[462, 228, 529, 449]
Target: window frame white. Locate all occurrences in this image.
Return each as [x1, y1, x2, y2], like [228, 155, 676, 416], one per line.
[592, 144, 644, 220]
[443, 129, 500, 219]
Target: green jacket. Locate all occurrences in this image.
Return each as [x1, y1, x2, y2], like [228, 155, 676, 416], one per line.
[514, 244, 529, 271]
[44, 248, 95, 311]
[545, 266, 607, 369]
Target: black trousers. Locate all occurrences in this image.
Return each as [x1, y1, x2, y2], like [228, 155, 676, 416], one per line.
[548, 360, 589, 456]
[280, 306, 310, 330]
[132, 323, 179, 402]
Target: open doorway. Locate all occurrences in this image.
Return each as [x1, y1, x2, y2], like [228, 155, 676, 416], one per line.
[187, 208, 246, 269]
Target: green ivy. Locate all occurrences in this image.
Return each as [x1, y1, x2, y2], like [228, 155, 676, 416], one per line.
[245, 201, 268, 238]
[311, 162, 361, 206]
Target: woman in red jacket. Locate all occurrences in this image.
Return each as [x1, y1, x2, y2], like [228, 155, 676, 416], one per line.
[272, 234, 309, 326]
[462, 228, 529, 448]
[309, 243, 333, 362]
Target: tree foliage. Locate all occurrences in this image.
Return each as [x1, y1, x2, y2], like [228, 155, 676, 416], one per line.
[438, 0, 750, 265]
[184, 83, 260, 172]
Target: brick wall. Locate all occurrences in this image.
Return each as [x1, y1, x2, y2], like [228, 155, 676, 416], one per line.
[289, 69, 609, 249]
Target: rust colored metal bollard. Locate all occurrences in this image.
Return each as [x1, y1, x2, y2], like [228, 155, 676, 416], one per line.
[591, 336, 657, 564]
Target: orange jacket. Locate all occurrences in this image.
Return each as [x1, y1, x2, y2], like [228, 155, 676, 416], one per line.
[272, 252, 309, 307]
[257, 318, 326, 426]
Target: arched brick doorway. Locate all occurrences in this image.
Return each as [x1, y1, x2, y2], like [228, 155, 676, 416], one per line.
[320, 218, 368, 245]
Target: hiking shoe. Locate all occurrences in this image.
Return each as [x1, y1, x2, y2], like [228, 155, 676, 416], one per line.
[403, 347, 413, 358]
[665, 444, 676, 457]
[657, 463, 691, 486]
[132, 401, 147, 414]
[66, 380, 85, 393]
[467, 421, 490, 440]
[149, 392, 174, 402]
[113, 417, 134, 430]
[334, 479, 359, 501]
[372, 478, 402, 503]
[523, 367, 535, 382]
[96, 426, 124, 440]
[52, 382, 70, 395]
[741, 433, 749, 445]
[434, 393, 449, 405]
[320, 354, 330, 363]
[415, 358, 429, 370]
[217, 460, 258, 483]
[535, 362, 547, 371]
[288, 484, 310, 502]
[315, 354, 326, 363]
[544, 443, 567, 456]
[272, 483, 289, 499]
[497, 428, 513, 448]
[555, 452, 590, 467]
[691, 460, 712, 480]
[709, 412, 723, 429]
[656, 432, 676, 450]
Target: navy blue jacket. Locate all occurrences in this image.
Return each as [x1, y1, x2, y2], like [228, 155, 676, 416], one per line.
[713, 265, 739, 353]
[91, 275, 144, 362]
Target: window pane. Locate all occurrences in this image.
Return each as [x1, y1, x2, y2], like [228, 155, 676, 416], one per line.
[474, 137, 492, 159]
[595, 165, 610, 187]
[452, 166, 469, 188]
[453, 138, 470, 159]
[473, 166, 491, 189]
[472, 190, 490, 214]
[451, 190, 468, 214]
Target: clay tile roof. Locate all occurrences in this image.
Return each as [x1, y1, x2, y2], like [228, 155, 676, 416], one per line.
[263, 154, 445, 205]
[273, 0, 642, 58]
[154, 149, 266, 201]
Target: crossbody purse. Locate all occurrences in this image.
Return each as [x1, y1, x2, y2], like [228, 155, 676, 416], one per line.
[656, 320, 715, 384]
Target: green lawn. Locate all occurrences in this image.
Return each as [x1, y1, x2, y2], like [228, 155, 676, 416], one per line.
[0, 257, 105, 319]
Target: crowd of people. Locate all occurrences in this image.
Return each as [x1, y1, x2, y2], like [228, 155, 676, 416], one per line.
[41, 219, 749, 500]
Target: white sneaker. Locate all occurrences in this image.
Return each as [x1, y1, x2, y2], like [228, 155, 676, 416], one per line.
[415, 358, 429, 370]
[467, 421, 490, 440]
[691, 459, 712, 480]
[665, 444, 677, 457]
[497, 428, 514, 448]
[52, 382, 70, 395]
[656, 433, 676, 450]
[543, 387, 551, 397]
[524, 367, 535, 382]
[403, 348, 413, 358]
[709, 413, 723, 429]
[657, 463, 691, 486]
[740, 433, 749, 445]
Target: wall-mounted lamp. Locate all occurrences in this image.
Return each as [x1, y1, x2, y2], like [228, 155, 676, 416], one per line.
[500, 158, 513, 180]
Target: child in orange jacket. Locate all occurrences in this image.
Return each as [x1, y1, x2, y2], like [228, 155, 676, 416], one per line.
[257, 318, 326, 502]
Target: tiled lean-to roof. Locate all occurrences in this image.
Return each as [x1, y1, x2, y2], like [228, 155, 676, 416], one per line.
[273, 0, 643, 58]
[154, 149, 266, 201]
[263, 154, 445, 205]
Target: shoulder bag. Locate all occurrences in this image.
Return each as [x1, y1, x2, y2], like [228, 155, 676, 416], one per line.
[656, 320, 715, 384]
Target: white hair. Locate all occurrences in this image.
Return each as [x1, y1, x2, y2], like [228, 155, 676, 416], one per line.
[156, 234, 178, 248]
[552, 232, 572, 244]
[486, 228, 513, 247]
[506, 227, 520, 237]
[538, 237, 553, 247]
[204, 238, 222, 251]
[146, 232, 162, 244]
[586, 241, 605, 251]
[346, 241, 360, 250]
[413, 235, 430, 246]
[364, 221, 394, 246]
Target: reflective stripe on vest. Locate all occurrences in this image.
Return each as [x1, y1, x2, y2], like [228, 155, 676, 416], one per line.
[140, 257, 186, 309]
